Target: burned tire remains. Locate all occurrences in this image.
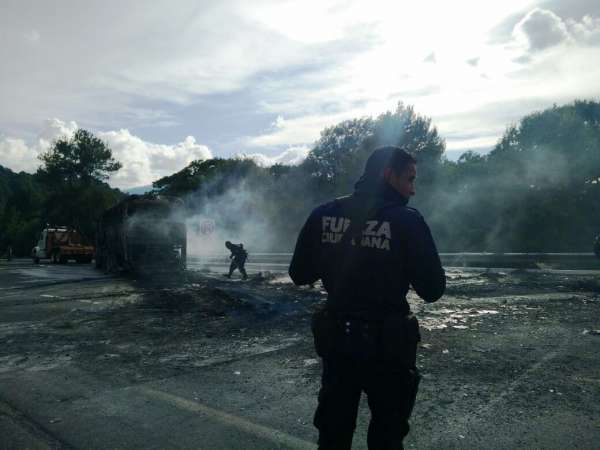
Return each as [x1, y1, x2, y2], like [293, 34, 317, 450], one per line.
[96, 195, 187, 274]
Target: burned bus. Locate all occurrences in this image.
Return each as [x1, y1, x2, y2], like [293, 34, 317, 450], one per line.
[96, 195, 187, 273]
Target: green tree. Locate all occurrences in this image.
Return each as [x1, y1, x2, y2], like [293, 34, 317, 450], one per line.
[37, 129, 121, 184]
[430, 100, 600, 252]
[483, 100, 600, 251]
[0, 167, 45, 256]
[372, 103, 445, 164]
[302, 103, 445, 200]
[302, 117, 375, 191]
[36, 129, 123, 240]
[153, 158, 263, 198]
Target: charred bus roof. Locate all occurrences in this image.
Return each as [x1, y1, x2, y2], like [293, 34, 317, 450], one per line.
[100, 195, 184, 221]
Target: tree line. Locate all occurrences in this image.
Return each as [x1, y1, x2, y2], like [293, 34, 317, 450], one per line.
[1, 100, 599, 256]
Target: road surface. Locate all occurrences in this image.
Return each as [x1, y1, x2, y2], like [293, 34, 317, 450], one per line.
[1, 258, 599, 449]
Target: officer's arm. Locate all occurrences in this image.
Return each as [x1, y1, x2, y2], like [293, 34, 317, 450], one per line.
[289, 211, 320, 285]
[406, 214, 445, 302]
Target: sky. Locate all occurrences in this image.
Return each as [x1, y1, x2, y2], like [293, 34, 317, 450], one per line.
[1, 0, 599, 189]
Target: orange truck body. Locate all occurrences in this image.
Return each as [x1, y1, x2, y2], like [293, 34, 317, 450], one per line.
[32, 227, 95, 263]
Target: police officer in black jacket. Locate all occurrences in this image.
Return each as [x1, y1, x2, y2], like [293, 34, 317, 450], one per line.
[289, 146, 445, 450]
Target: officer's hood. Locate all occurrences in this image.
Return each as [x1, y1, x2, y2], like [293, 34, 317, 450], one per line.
[353, 147, 409, 206]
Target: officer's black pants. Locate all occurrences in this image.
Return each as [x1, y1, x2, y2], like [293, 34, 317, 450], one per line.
[314, 356, 420, 450]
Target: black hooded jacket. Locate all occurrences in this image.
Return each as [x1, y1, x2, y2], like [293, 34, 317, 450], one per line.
[289, 157, 445, 318]
[227, 243, 247, 261]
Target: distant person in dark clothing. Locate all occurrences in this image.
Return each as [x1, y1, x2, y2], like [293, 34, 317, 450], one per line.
[289, 146, 445, 450]
[225, 241, 248, 279]
[594, 235, 600, 258]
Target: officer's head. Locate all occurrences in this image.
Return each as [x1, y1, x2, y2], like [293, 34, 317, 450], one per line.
[360, 146, 417, 198]
[384, 147, 417, 198]
[225, 241, 232, 249]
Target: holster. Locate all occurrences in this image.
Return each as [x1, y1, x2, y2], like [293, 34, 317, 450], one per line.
[382, 313, 421, 367]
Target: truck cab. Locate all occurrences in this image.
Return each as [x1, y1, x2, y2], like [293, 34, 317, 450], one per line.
[32, 227, 65, 262]
[32, 227, 94, 264]
[32, 231, 46, 262]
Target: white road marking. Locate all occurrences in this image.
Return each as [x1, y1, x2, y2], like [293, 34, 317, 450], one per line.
[471, 350, 559, 414]
[138, 387, 315, 450]
[433, 346, 563, 446]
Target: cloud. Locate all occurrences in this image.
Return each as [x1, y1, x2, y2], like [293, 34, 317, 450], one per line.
[0, 0, 377, 135]
[568, 14, 600, 45]
[512, 8, 600, 57]
[423, 52, 437, 63]
[388, 85, 441, 99]
[466, 57, 480, 66]
[0, 119, 212, 189]
[23, 29, 40, 44]
[2, 0, 600, 169]
[99, 130, 212, 189]
[539, 0, 600, 22]
[504, 10, 600, 98]
[0, 118, 77, 172]
[245, 113, 345, 148]
[243, 146, 309, 167]
[37, 118, 78, 145]
[513, 8, 571, 51]
[0, 137, 35, 173]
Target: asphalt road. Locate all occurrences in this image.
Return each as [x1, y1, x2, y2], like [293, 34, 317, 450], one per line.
[1, 258, 599, 449]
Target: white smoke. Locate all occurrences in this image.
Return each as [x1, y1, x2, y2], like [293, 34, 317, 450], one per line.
[185, 179, 280, 259]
